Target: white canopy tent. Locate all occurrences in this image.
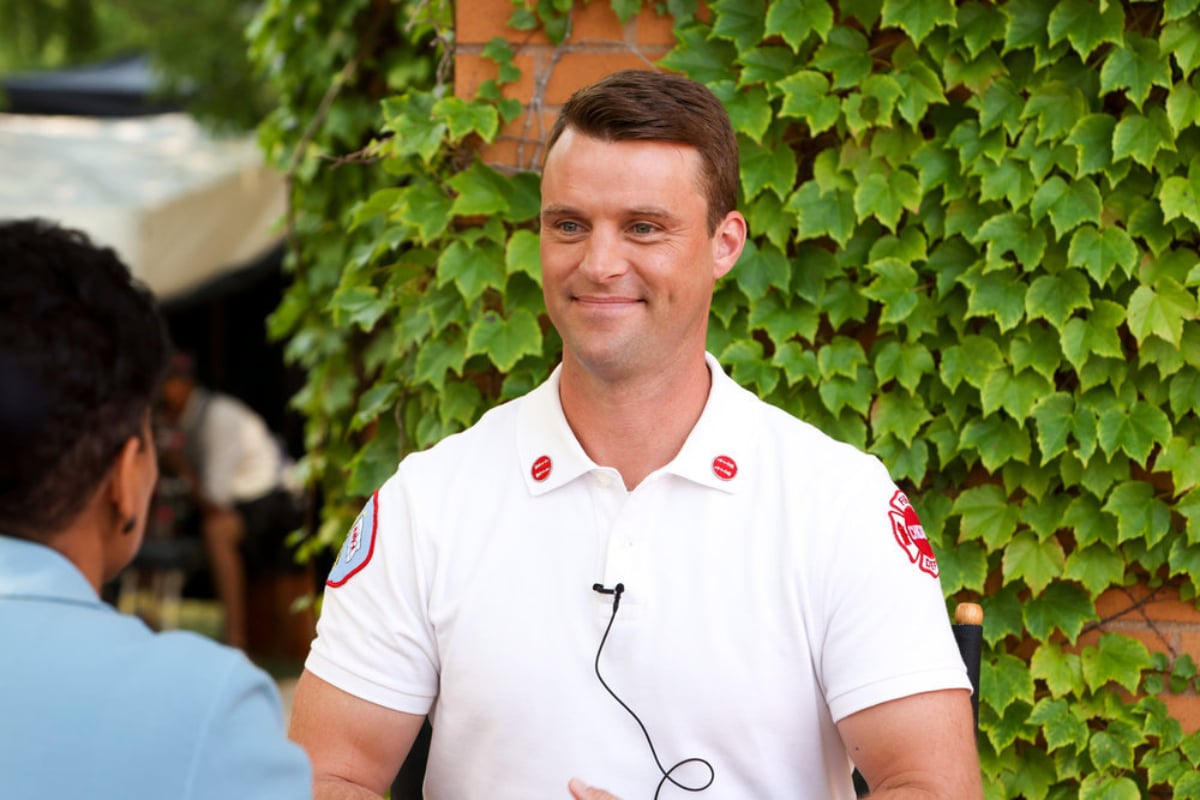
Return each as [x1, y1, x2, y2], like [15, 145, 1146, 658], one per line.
[0, 111, 285, 300]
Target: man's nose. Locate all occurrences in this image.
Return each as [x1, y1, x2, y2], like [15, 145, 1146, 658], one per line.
[579, 227, 629, 281]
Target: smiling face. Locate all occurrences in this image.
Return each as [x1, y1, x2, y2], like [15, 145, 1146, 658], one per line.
[539, 128, 746, 385]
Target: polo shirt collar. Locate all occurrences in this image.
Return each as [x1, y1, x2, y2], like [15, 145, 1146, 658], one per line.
[0, 533, 101, 606]
[517, 353, 759, 496]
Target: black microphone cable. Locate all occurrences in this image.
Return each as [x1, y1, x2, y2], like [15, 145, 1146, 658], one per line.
[591, 583, 715, 799]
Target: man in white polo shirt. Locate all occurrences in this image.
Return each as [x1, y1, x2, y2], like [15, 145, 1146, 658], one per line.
[288, 70, 981, 799]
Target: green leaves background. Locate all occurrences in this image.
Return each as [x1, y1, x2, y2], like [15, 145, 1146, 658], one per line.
[255, 0, 1200, 795]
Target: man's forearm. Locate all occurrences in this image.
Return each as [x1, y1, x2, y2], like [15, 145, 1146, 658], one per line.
[313, 777, 388, 800]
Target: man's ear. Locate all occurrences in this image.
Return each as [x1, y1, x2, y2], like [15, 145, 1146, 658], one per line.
[711, 210, 748, 281]
[108, 435, 144, 526]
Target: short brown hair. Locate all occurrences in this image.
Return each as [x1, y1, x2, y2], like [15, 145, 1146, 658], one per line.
[544, 70, 739, 233]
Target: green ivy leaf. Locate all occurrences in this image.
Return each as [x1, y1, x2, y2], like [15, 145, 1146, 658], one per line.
[505, 230, 542, 284]
[659, 22, 739, 85]
[448, 162, 515, 217]
[1068, 225, 1139, 287]
[438, 379, 483, 428]
[1100, 33, 1173, 110]
[959, 266, 1029, 332]
[870, 390, 931, 446]
[1030, 176, 1103, 239]
[881, 0, 955, 46]
[788, 182, 856, 246]
[1024, 581, 1094, 643]
[935, 539, 988, 595]
[1002, 0, 1051, 54]
[1166, 0, 1200, 22]
[1112, 108, 1176, 167]
[465, 308, 542, 372]
[763, 0, 834, 52]
[736, 240, 793, 301]
[982, 366, 1053, 423]
[437, 239, 505, 303]
[1089, 722, 1142, 772]
[773, 341, 819, 386]
[1097, 401, 1172, 466]
[1162, 17, 1200, 77]
[1030, 697, 1089, 752]
[1065, 544, 1126, 597]
[960, 415, 1033, 471]
[1003, 531, 1066, 596]
[1127, 278, 1198, 346]
[710, 0, 765, 55]
[1026, 269, 1093, 331]
[749, 292, 820, 346]
[893, 53, 946, 126]
[1103, 479, 1173, 546]
[740, 137, 799, 200]
[1030, 392, 1074, 463]
[1082, 633, 1154, 694]
[811, 25, 871, 90]
[874, 340, 934, 393]
[817, 336, 867, 380]
[955, 2, 1006, 60]
[1060, 300, 1127, 371]
[1022, 80, 1088, 145]
[1156, 436, 1200, 495]
[1079, 774, 1141, 800]
[432, 95, 500, 142]
[972, 213, 1046, 273]
[985, 652, 1037, 717]
[713, 82, 773, 145]
[1160, 170, 1200, 228]
[1047, 0, 1124, 59]
[413, 331, 466, 390]
[1066, 113, 1117, 177]
[861, 256, 920, 323]
[940, 334, 1003, 391]
[953, 484, 1020, 549]
[1167, 80, 1200, 136]
[722, 339, 781, 395]
[854, 169, 920, 231]
[1031, 641, 1086, 697]
[818, 369, 874, 416]
[843, 74, 904, 137]
[738, 45, 798, 87]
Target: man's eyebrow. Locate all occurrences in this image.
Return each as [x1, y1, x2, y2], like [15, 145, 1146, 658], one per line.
[539, 204, 680, 220]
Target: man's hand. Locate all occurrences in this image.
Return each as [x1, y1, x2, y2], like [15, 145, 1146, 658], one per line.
[568, 778, 623, 800]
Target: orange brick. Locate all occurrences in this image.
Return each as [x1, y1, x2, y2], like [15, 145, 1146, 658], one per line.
[1096, 586, 1200, 624]
[544, 52, 669, 104]
[1076, 624, 1176, 658]
[570, 1, 628, 40]
[1164, 694, 1200, 734]
[455, 53, 539, 104]
[634, 5, 677, 46]
[458, 0, 552, 45]
[1179, 631, 1200, 660]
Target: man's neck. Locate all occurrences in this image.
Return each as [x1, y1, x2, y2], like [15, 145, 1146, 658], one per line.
[558, 352, 712, 490]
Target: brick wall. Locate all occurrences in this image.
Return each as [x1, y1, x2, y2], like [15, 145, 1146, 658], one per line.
[452, 1, 1200, 736]
[454, 0, 676, 170]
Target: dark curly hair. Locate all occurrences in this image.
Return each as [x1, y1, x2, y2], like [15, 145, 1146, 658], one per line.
[544, 69, 739, 234]
[0, 219, 169, 538]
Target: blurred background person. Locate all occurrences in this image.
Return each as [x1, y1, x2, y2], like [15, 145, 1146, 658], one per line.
[0, 218, 311, 798]
[159, 351, 302, 650]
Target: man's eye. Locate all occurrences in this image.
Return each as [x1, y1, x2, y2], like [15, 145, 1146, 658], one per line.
[631, 223, 656, 235]
[558, 221, 581, 234]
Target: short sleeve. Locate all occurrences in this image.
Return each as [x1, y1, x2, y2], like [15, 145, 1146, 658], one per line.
[812, 458, 971, 723]
[187, 656, 311, 800]
[304, 471, 440, 713]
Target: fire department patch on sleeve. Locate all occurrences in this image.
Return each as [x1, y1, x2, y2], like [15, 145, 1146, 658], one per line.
[889, 490, 939, 579]
[327, 491, 379, 587]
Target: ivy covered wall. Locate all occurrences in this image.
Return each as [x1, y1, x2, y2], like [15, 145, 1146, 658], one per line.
[254, 0, 1200, 796]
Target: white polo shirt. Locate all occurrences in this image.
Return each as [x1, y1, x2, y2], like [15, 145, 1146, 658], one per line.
[308, 354, 969, 799]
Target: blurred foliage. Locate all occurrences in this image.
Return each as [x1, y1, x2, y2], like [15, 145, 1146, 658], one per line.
[0, 0, 270, 131]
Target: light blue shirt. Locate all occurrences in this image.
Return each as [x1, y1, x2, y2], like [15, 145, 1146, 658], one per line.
[0, 534, 311, 799]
